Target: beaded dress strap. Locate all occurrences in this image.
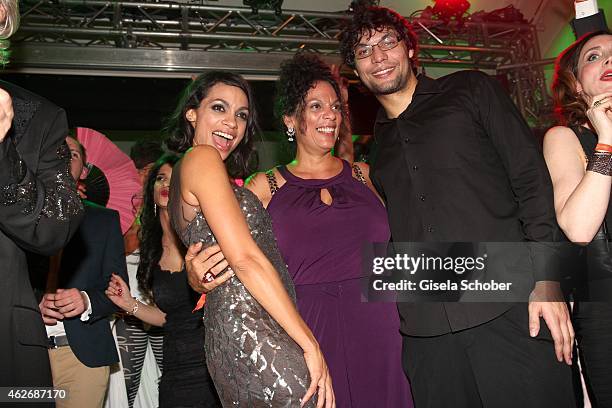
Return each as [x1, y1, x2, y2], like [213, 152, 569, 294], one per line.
[352, 163, 367, 185]
[265, 169, 278, 196]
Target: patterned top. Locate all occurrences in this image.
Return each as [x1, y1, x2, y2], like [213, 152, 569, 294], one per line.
[168, 159, 315, 407]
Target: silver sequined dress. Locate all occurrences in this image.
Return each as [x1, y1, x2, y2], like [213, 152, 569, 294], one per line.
[168, 162, 314, 408]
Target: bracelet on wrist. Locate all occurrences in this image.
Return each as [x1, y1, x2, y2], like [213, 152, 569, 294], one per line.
[127, 298, 139, 315]
[595, 143, 612, 153]
[587, 151, 612, 176]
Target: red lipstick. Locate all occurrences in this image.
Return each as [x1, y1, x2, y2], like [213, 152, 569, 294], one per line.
[601, 69, 612, 81]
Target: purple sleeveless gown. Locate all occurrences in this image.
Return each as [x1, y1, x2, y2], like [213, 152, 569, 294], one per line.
[267, 160, 413, 408]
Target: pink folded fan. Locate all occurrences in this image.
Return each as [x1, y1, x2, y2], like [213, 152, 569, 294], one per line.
[77, 127, 142, 234]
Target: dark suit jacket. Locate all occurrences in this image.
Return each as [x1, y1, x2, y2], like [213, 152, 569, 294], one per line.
[0, 81, 83, 387]
[572, 10, 608, 38]
[58, 203, 128, 367]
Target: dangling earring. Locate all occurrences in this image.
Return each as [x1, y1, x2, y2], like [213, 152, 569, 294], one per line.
[286, 127, 295, 142]
[154, 204, 158, 216]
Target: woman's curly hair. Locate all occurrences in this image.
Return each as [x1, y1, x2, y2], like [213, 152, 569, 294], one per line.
[552, 30, 611, 127]
[275, 52, 344, 134]
[339, 5, 418, 70]
[164, 71, 258, 179]
[137, 153, 180, 303]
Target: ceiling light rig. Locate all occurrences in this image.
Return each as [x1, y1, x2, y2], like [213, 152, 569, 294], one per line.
[348, 0, 380, 13]
[243, 0, 283, 15]
[422, 0, 471, 25]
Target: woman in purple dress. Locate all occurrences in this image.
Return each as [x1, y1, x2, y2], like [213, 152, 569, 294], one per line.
[242, 53, 411, 408]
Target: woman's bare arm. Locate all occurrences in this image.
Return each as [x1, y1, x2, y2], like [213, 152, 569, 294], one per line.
[543, 125, 611, 243]
[180, 146, 318, 352]
[106, 273, 166, 327]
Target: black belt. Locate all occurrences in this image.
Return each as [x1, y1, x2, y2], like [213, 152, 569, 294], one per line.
[48, 335, 70, 349]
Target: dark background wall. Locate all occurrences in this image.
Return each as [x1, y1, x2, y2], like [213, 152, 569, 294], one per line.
[0, 73, 381, 141]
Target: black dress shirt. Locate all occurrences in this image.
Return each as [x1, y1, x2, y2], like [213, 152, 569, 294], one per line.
[370, 71, 561, 336]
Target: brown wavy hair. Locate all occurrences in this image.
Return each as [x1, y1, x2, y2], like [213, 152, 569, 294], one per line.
[552, 30, 611, 127]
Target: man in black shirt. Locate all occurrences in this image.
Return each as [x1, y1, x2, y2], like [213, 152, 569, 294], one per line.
[340, 6, 576, 407]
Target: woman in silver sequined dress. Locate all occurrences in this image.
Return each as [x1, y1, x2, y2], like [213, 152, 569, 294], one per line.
[164, 72, 334, 408]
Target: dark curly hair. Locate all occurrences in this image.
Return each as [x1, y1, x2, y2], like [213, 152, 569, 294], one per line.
[164, 71, 258, 179]
[275, 52, 344, 135]
[137, 153, 181, 303]
[552, 30, 611, 127]
[339, 5, 418, 70]
[130, 140, 164, 170]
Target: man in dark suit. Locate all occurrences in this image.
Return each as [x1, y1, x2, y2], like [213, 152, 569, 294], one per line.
[572, 0, 608, 38]
[0, 0, 84, 392]
[37, 136, 128, 408]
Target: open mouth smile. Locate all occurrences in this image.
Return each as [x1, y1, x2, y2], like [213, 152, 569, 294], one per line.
[372, 67, 395, 78]
[212, 131, 235, 140]
[316, 126, 336, 135]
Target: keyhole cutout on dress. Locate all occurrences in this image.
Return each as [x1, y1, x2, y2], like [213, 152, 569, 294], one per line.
[320, 188, 333, 206]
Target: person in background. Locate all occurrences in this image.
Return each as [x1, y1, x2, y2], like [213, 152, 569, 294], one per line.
[0, 0, 84, 391]
[543, 29, 612, 408]
[117, 139, 165, 408]
[106, 154, 220, 408]
[125, 139, 164, 255]
[36, 136, 127, 408]
[130, 140, 165, 187]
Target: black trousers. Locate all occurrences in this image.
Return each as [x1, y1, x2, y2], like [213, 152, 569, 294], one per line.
[574, 302, 612, 408]
[402, 304, 576, 408]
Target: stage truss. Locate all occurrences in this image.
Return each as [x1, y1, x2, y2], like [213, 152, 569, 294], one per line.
[10, 0, 552, 126]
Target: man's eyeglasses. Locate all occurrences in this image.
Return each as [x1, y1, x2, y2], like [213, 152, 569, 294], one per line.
[353, 33, 401, 60]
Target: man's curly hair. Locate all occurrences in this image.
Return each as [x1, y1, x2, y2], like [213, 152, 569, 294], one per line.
[339, 5, 418, 69]
[275, 52, 344, 133]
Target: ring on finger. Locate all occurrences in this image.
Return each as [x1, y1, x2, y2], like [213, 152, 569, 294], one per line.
[593, 97, 608, 108]
[204, 272, 214, 283]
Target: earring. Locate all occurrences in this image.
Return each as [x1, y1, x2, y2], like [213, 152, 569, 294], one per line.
[286, 127, 295, 142]
[154, 204, 157, 216]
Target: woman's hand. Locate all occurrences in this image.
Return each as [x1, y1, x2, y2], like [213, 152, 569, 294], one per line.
[105, 273, 134, 312]
[301, 344, 335, 408]
[185, 242, 235, 294]
[76, 180, 87, 199]
[587, 92, 612, 143]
